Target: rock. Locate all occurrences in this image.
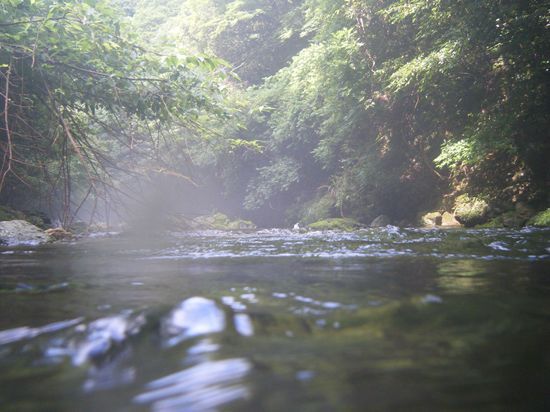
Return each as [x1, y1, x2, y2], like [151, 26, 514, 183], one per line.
[307, 218, 361, 231]
[227, 219, 257, 230]
[421, 212, 442, 226]
[45, 227, 73, 241]
[477, 204, 537, 228]
[441, 212, 461, 227]
[501, 212, 527, 228]
[453, 195, 489, 227]
[0, 220, 51, 246]
[370, 215, 392, 227]
[192, 213, 256, 230]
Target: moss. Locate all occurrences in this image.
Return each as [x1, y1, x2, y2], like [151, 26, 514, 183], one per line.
[453, 194, 489, 227]
[476, 217, 504, 228]
[528, 208, 550, 227]
[477, 206, 536, 228]
[192, 213, 256, 230]
[307, 218, 361, 231]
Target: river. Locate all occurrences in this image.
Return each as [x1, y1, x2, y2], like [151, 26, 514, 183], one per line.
[1, 227, 549, 411]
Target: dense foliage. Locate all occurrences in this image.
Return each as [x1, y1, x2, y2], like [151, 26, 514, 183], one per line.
[2, 0, 549, 226]
[211, 0, 550, 225]
[1, 0, 228, 224]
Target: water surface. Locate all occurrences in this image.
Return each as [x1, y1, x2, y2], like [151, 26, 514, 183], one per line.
[1, 227, 549, 411]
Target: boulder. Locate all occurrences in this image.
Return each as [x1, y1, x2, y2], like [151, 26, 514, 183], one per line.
[453, 195, 489, 227]
[0, 220, 51, 246]
[421, 212, 442, 226]
[192, 213, 256, 230]
[441, 212, 461, 227]
[370, 215, 392, 227]
[307, 218, 361, 231]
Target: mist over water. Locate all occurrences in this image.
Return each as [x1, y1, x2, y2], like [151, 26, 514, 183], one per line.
[0, 227, 549, 411]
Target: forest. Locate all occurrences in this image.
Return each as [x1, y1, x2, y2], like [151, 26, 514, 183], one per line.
[1, 0, 549, 229]
[2, 3, 550, 411]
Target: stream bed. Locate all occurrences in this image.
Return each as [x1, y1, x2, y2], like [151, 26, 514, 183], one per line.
[1, 227, 549, 411]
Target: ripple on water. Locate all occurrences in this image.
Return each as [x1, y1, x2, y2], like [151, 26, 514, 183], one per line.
[0, 317, 83, 346]
[134, 358, 251, 412]
[45, 312, 146, 366]
[162, 297, 226, 347]
[132, 227, 550, 261]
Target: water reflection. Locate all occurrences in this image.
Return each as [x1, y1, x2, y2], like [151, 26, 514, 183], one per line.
[134, 358, 251, 412]
[0, 227, 549, 411]
[45, 312, 146, 366]
[137, 297, 252, 411]
[0, 317, 82, 345]
[436, 260, 490, 293]
[162, 297, 225, 347]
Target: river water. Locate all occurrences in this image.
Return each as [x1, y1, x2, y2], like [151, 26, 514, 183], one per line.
[0, 227, 549, 411]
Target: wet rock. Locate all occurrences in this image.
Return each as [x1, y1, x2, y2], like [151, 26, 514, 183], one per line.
[441, 212, 461, 227]
[478, 204, 536, 228]
[453, 195, 489, 227]
[0, 220, 51, 246]
[370, 215, 392, 227]
[307, 218, 361, 231]
[421, 212, 442, 226]
[192, 213, 256, 230]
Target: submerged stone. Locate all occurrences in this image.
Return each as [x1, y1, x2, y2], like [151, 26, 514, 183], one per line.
[0, 220, 51, 246]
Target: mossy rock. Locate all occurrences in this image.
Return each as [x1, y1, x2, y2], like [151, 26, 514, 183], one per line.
[476, 217, 504, 229]
[528, 208, 550, 227]
[477, 204, 536, 228]
[307, 218, 361, 231]
[192, 213, 256, 230]
[453, 194, 489, 227]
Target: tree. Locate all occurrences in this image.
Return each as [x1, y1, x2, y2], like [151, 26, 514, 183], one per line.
[0, 0, 228, 224]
